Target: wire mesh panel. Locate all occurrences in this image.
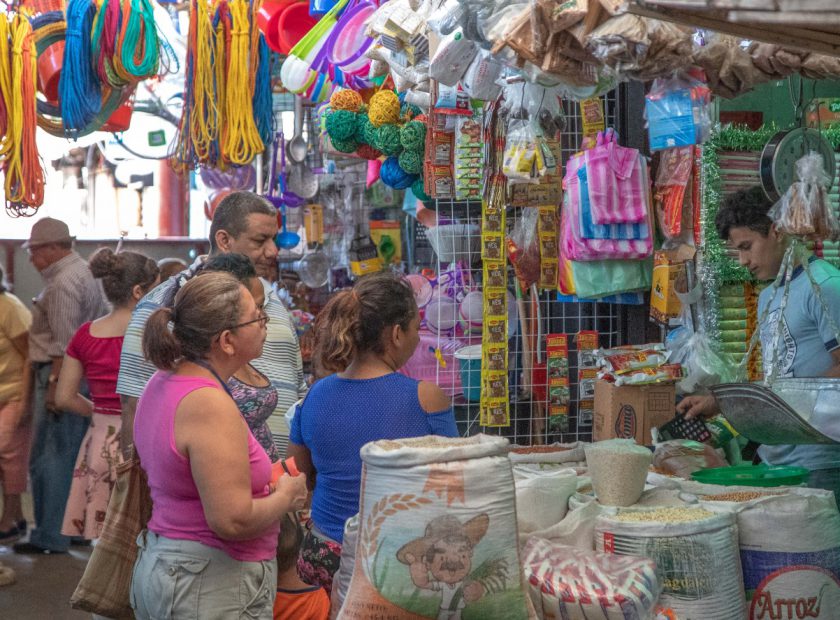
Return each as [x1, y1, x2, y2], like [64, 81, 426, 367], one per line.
[426, 89, 631, 445]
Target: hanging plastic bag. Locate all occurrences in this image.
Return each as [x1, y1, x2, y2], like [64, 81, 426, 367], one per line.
[503, 119, 541, 184]
[508, 207, 541, 289]
[461, 50, 503, 101]
[429, 28, 478, 86]
[654, 145, 694, 241]
[570, 257, 653, 299]
[645, 73, 712, 151]
[771, 151, 840, 241]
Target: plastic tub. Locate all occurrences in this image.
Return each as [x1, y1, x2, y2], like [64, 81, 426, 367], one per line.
[454, 344, 482, 402]
[277, 2, 319, 55]
[691, 465, 809, 487]
[326, 1, 374, 75]
[257, 0, 294, 53]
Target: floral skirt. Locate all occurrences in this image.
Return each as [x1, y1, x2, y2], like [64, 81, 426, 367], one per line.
[297, 521, 342, 595]
[61, 413, 122, 540]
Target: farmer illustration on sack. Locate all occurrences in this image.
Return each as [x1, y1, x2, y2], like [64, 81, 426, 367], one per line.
[397, 514, 490, 620]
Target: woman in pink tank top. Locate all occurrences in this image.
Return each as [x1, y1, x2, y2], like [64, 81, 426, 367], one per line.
[130, 272, 308, 620]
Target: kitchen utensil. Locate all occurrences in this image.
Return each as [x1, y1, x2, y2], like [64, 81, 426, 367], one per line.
[760, 128, 836, 202]
[276, 205, 301, 249]
[297, 248, 330, 288]
[287, 97, 308, 164]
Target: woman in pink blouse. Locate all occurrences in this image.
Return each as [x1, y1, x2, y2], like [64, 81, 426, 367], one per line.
[56, 248, 159, 540]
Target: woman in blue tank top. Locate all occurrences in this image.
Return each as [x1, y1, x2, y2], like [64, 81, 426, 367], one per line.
[288, 271, 457, 594]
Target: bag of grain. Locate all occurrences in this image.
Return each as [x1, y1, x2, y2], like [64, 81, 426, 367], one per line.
[585, 440, 652, 506]
[696, 487, 840, 618]
[595, 507, 747, 619]
[523, 536, 662, 620]
[337, 435, 536, 620]
[330, 515, 359, 620]
[508, 442, 587, 466]
[513, 465, 577, 535]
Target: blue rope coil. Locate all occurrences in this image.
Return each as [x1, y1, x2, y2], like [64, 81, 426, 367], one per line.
[252, 36, 273, 149]
[59, 0, 102, 137]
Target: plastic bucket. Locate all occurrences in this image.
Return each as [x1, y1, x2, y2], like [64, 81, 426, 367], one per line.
[454, 344, 482, 402]
[257, 0, 294, 53]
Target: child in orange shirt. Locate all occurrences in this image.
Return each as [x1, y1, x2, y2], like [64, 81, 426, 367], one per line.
[274, 514, 331, 620]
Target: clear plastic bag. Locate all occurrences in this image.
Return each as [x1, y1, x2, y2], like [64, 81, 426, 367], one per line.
[523, 537, 663, 620]
[502, 119, 540, 183]
[654, 146, 694, 241]
[771, 151, 840, 241]
[508, 206, 541, 288]
[645, 73, 712, 151]
[653, 439, 728, 480]
[429, 28, 478, 86]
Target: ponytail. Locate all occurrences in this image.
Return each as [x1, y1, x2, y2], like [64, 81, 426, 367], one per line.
[314, 271, 417, 373]
[143, 307, 182, 370]
[314, 290, 361, 373]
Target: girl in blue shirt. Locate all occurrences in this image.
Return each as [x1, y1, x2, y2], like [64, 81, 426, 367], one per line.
[288, 271, 457, 594]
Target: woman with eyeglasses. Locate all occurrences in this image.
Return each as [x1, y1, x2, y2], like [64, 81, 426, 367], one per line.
[131, 272, 307, 620]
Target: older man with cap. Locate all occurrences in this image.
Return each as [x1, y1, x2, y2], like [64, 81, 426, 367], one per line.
[14, 218, 107, 555]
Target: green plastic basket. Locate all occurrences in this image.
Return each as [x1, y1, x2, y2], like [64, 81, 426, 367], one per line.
[691, 465, 810, 487]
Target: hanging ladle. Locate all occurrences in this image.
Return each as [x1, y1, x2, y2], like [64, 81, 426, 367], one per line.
[275, 203, 301, 250]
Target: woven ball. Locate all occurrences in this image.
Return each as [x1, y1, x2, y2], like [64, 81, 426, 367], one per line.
[373, 124, 403, 156]
[399, 120, 426, 152]
[401, 103, 423, 119]
[353, 114, 371, 144]
[331, 137, 360, 153]
[380, 156, 418, 190]
[325, 110, 358, 142]
[398, 150, 423, 174]
[411, 177, 430, 201]
[356, 144, 382, 160]
[368, 90, 400, 127]
[330, 89, 363, 112]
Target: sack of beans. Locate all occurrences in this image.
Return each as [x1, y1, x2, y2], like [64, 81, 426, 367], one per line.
[585, 440, 653, 507]
[513, 465, 577, 535]
[509, 442, 587, 465]
[523, 536, 662, 620]
[695, 487, 840, 618]
[337, 435, 537, 620]
[330, 515, 359, 620]
[595, 507, 747, 619]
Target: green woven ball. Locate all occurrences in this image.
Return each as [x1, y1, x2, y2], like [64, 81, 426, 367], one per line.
[399, 120, 426, 152]
[398, 150, 423, 174]
[325, 110, 357, 142]
[331, 137, 359, 153]
[411, 177, 430, 201]
[373, 124, 403, 156]
[355, 114, 373, 144]
[401, 103, 423, 119]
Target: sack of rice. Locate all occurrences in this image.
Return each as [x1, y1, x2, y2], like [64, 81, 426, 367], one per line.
[337, 435, 537, 620]
[585, 440, 652, 506]
[523, 536, 662, 620]
[595, 507, 747, 619]
[513, 465, 577, 535]
[696, 487, 840, 618]
[330, 515, 359, 620]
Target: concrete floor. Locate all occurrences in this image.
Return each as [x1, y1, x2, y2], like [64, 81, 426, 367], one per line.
[0, 493, 93, 619]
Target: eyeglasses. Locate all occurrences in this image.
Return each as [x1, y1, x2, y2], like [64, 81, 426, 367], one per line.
[230, 313, 270, 330]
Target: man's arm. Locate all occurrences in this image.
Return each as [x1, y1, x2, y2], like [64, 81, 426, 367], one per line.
[825, 349, 840, 378]
[120, 396, 138, 460]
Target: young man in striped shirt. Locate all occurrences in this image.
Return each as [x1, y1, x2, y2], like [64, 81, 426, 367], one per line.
[116, 192, 307, 460]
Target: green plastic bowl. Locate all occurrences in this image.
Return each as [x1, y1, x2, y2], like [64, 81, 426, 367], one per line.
[691, 465, 810, 487]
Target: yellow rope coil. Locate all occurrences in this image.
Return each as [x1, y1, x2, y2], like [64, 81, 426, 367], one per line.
[190, 0, 218, 162]
[223, 0, 263, 165]
[0, 17, 12, 158]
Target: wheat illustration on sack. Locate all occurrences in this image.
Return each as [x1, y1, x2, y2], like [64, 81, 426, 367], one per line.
[336, 435, 536, 620]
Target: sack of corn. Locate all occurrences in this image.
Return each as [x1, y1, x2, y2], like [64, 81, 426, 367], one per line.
[513, 465, 577, 535]
[337, 435, 536, 619]
[695, 487, 840, 618]
[595, 507, 747, 619]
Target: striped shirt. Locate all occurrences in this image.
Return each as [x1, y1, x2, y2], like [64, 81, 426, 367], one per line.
[116, 257, 306, 456]
[29, 251, 109, 362]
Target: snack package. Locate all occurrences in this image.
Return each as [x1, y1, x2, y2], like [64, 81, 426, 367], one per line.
[608, 363, 683, 386]
[523, 537, 662, 620]
[599, 349, 669, 374]
[771, 151, 840, 241]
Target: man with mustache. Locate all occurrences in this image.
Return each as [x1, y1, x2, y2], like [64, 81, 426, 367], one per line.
[398, 514, 489, 620]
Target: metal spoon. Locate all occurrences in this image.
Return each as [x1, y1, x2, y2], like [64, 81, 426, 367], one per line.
[287, 97, 307, 164]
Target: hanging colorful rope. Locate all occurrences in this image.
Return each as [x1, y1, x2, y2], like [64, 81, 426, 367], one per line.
[252, 35, 273, 149]
[211, 0, 230, 168]
[6, 14, 44, 213]
[91, 0, 129, 88]
[189, 0, 218, 164]
[222, 0, 263, 165]
[60, 0, 102, 136]
[0, 16, 11, 155]
[115, 0, 160, 81]
[171, 0, 199, 169]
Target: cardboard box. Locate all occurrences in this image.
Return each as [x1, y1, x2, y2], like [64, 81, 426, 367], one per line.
[594, 380, 676, 445]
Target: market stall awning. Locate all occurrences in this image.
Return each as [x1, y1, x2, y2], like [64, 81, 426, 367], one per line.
[629, 1, 840, 57]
